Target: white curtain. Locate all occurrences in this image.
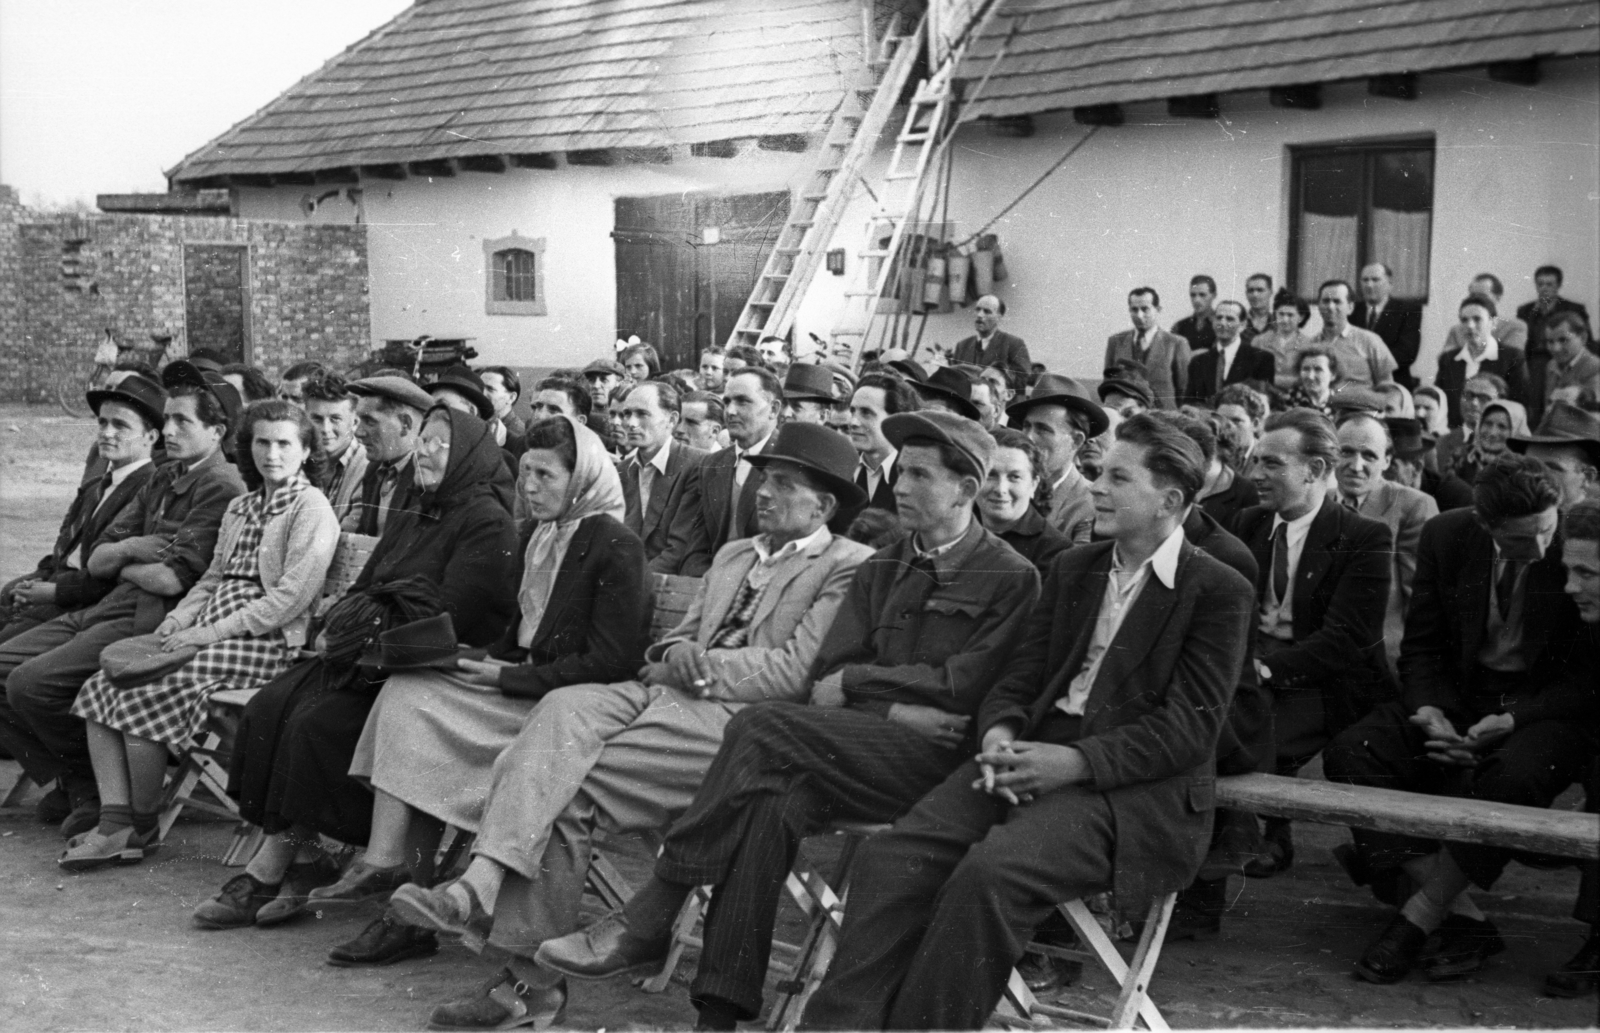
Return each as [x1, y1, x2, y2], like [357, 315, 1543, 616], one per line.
[1370, 208, 1431, 299]
[1298, 213, 1359, 294]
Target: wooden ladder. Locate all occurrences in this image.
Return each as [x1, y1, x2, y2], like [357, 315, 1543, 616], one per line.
[725, 15, 925, 351]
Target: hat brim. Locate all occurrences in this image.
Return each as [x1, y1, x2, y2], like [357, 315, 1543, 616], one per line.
[1097, 380, 1153, 408]
[1005, 393, 1110, 437]
[356, 645, 469, 671]
[430, 380, 493, 420]
[86, 388, 164, 429]
[783, 389, 836, 405]
[745, 453, 867, 509]
[915, 384, 981, 421]
[1508, 434, 1600, 467]
[349, 379, 435, 412]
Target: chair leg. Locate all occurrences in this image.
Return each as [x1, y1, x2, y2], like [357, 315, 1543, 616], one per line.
[1058, 897, 1171, 1032]
[221, 823, 265, 867]
[1107, 893, 1175, 1030]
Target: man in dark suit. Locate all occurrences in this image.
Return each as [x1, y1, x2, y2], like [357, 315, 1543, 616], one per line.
[653, 367, 783, 577]
[1172, 274, 1219, 355]
[1184, 300, 1276, 406]
[1105, 287, 1191, 409]
[845, 371, 920, 514]
[534, 412, 1040, 1031]
[796, 414, 1254, 1029]
[950, 294, 1031, 392]
[1354, 263, 1424, 389]
[1519, 264, 1596, 422]
[612, 381, 708, 571]
[1325, 456, 1594, 984]
[0, 375, 164, 644]
[1230, 408, 1393, 876]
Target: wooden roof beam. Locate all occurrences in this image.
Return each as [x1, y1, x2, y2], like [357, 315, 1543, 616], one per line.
[619, 146, 672, 165]
[1074, 104, 1124, 127]
[510, 153, 559, 170]
[758, 133, 811, 152]
[1368, 74, 1418, 100]
[408, 159, 456, 178]
[459, 154, 507, 173]
[1167, 94, 1220, 119]
[690, 139, 743, 158]
[1488, 58, 1540, 85]
[315, 167, 361, 184]
[566, 149, 615, 166]
[229, 174, 275, 188]
[275, 172, 318, 185]
[360, 164, 408, 180]
[1269, 84, 1322, 110]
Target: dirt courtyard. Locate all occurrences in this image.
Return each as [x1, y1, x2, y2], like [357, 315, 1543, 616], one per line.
[1, 404, 1596, 1031]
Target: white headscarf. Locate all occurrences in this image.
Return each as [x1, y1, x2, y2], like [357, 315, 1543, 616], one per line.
[516, 416, 625, 648]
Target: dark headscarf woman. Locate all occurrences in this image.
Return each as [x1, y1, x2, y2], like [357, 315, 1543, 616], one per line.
[312, 417, 646, 933]
[196, 405, 519, 932]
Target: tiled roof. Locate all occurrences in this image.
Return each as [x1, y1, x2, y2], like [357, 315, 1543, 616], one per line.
[957, 0, 1600, 119]
[169, 0, 865, 183]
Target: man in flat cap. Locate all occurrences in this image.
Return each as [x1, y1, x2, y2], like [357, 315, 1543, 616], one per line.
[345, 375, 432, 536]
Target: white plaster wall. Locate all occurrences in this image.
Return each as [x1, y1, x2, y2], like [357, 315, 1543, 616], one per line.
[796, 54, 1600, 381]
[234, 149, 819, 369]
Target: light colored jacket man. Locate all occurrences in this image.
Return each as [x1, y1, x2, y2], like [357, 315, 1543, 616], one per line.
[1353, 478, 1438, 667]
[1104, 328, 1191, 409]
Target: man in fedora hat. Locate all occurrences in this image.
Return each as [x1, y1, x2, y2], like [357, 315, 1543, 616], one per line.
[0, 370, 245, 836]
[781, 364, 839, 426]
[0, 375, 166, 642]
[429, 365, 495, 422]
[1009, 374, 1109, 543]
[346, 375, 431, 536]
[1509, 399, 1600, 512]
[916, 366, 982, 421]
[1387, 417, 1474, 513]
[535, 412, 1040, 1031]
[385, 424, 876, 1030]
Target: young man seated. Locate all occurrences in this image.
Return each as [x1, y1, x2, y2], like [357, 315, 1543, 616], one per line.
[797, 414, 1255, 1030]
[534, 411, 1041, 1031]
[1324, 456, 1595, 984]
[377, 423, 874, 1030]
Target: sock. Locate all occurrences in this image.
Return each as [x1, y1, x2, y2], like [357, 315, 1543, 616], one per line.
[131, 809, 159, 838]
[1400, 890, 1448, 934]
[96, 803, 133, 834]
[1448, 893, 1485, 922]
[459, 857, 506, 914]
[694, 996, 741, 1032]
[623, 877, 695, 942]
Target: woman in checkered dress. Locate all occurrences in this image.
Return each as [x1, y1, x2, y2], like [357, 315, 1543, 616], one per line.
[62, 400, 339, 870]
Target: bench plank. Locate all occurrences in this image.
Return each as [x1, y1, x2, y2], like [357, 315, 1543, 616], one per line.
[1216, 773, 1598, 861]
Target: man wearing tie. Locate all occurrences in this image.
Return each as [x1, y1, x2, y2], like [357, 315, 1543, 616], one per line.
[1184, 300, 1276, 406]
[1353, 263, 1424, 390]
[654, 367, 783, 577]
[0, 375, 165, 642]
[614, 381, 707, 570]
[846, 372, 920, 514]
[1104, 287, 1191, 409]
[1229, 409, 1393, 876]
[950, 295, 1031, 392]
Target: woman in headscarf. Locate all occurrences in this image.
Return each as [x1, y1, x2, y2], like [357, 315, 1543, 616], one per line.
[193, 404, 518, 932]
[1454, 398, 1529, 486]
[309, 417, 646, 922]
[1414, 385, 1450, 438]
[63, 400, 339, 870]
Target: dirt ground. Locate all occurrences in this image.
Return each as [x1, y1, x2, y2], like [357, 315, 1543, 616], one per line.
[1, 404, 1596, 1031]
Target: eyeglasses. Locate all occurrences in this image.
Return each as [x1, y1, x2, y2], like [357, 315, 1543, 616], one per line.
[417, 436, 449, 455]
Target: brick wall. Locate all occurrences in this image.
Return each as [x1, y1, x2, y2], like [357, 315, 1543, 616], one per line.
[0, 197, 370, 402]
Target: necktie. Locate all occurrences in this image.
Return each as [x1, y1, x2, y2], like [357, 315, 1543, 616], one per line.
[623, 459, 643, 533]
[87, 469, 115, 517]
[1496, 560, 1520, 622]
[1271, 523, 1289, 604]
[358, 462, 397, 536]
[856, 465, 871, 497]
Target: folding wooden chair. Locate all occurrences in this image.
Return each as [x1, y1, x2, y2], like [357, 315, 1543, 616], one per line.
[995, 893, 1176, 1031]
[0, 768, 38, 810]
[158, 685, 259, 865]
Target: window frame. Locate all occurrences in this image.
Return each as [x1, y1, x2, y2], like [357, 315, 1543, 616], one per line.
[1287, 135, 1435, 304]
[483, 233, 547, 316]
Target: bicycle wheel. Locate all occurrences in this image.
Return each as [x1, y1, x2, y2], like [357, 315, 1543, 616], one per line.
[57, 370, 98, 418]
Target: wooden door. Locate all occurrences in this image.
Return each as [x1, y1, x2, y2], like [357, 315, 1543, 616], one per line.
[614, 191, 789, 370]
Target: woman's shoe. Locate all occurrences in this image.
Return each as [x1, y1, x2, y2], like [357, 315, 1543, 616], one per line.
[427, 970, 566, 1031]
[58, 826, 156, 871]
[307, 858, 411, 904]
[389, 879, 493, 952]
[194, 873, 282, 929]
[255, 855, 342, 927]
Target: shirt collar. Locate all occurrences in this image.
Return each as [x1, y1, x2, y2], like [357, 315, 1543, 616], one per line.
[737, 430, 773, 461]
[1110, 522, 1186, 590]
[909, 517, 982, 582]
[1271, 495, 1323, 537]
[1221, 338, 1241, 356]
[106, 456, 152, 489]
[1470, 332, 1501, 362]
[752, 522, 829, 565]
[861, 448, 897, 476]
[1051, 463, 1082, 493]
[630, 437, 673, 475]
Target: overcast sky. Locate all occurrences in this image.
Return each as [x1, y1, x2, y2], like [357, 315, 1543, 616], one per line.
[0, 0, 412, 208]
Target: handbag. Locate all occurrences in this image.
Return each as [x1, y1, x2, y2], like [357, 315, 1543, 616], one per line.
[100, 632, 201, 688]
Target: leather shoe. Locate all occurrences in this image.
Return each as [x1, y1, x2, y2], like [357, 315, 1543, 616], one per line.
[389, 879, 493, 951]
[308, 858, 411, 904]
[1543, 931, 1600, 998]
[1242, 830, 1292, 879]
[255, 855, 342, 927]
[1354, 913, 1429, 984]
[427, 969, 566, 1031]
[327, 910, 440, 967]
[1420, 914, 1504, 981]
[533, 910, 670, 981]
[1165, 899, 1222, 942]
[1332, 843, 1411, 907]
[1016, 952, 1081, 993]
[35, 784, 70, 825]
[194, 873, 281, 929]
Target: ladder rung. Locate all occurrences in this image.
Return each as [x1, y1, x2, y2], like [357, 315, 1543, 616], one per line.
[858, 250, 891, 259]
[884, 172, 918, 181]
[747, 300, 775, 308]
[897, 132, 931, 144]
[761, 272, 790, 281]
[801, 191, 830, 201]
[843, 291, 883, 297]
[790, 220, 815, 229]
[816, 166, 841, 173]
[774, 247, 803, 255]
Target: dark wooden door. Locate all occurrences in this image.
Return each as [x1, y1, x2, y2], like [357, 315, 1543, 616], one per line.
[184, 244, 249, 363]
[614, 191, 789, 370]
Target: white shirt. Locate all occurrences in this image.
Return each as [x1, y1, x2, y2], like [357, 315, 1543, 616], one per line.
[733, 431, 771, 490]
[748, 523, 828, 590]
[859, 449, 898, 500]
[1057, 523, 1186, 716]
[1454, 331, 1501, 382]
[1218, 339, 1241, 380]
[93, 457, 152, 515]
[1260, 496, 1324, 641]
[629, 437, 674, 515]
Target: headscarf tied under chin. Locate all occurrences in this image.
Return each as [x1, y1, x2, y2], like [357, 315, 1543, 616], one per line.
[516, 416, 625, 648]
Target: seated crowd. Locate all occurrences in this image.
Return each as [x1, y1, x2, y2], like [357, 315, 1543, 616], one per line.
[0, 263, 1597, 1032]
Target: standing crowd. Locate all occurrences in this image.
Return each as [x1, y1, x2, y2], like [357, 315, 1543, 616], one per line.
[1, 259, 1597, 1031]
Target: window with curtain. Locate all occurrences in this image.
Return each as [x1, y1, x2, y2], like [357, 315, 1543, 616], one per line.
[1289, 139, 1434, 302]
[493, 248, 538, 302]
[483, 234, 547, 316]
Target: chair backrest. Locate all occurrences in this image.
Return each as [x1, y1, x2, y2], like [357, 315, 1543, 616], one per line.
[648, 573, 703, 643]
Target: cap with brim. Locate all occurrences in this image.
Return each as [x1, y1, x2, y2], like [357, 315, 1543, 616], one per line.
[881, 410, 995, 480]
[582, 358, 627, 379]
[1508, 400, 1600, 468]
[1097, 376, 1154, 409]
[429, 364, 493, 420]
[162, 360, 242, 428]
[916, 366, 981, 420]
[1385, 416, 1434, 459]
[886, 358, 928, 383]
[87, 373, 167, 430]
[745, 423, 867, 509]
[1006, 373, 1109, 437]
[357, 613, 465, 670]
[782, 363, 837, 404]
[349, 374, 435, 413]
[1329, 385, 1388, 415]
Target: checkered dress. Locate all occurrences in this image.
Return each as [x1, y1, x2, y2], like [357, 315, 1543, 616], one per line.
[73, 479, 309, 747]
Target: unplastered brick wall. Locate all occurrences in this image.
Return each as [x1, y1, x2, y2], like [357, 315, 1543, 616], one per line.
[0, 187, 29, 395]
[0, 207, 369, 402]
